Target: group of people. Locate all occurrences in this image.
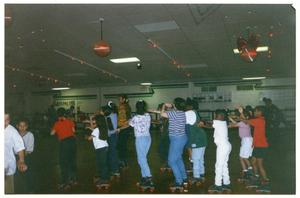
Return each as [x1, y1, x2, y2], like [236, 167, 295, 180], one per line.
[5, 94, 279, 193]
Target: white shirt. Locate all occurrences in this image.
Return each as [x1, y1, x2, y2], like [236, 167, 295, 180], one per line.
[212, 120, 230, 145]
[185, 110, 197, 125]
[129, 113, 151, 137]
[5, 125, 25, 176]
[91, 128, 109, 149]
[21, 132, 34, 153]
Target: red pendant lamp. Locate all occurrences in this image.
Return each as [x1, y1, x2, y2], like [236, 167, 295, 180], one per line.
[237, 30, 259, 63]
[93, 18, 111, 57]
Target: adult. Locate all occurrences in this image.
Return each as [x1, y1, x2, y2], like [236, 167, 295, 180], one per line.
[117, 94, 132, 168]
[5, 113, 27, 194]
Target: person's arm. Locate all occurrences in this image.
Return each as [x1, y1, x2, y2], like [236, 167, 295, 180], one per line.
[198, 121, 213, 129]
[17, 150, 27, 172]
[50, 129, 56, 135]
[148, 103, 170, 118]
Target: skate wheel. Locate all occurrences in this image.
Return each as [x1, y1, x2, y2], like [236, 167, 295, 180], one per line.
[140, 188, 145, 193]
[149, 188, 155, 193]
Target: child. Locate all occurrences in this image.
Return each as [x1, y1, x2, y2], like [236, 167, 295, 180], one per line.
[228, 108, 253, 181]
[51, 108, 77, 190]
[118, 100, 154, 187]
[150, 98, 188, 189]
[87, 114, 110, 186]
[156, 103, 170, 170]
[103, 102, 120, 177]
[240, 106, 270, 192]
[17, 118, 35, 193]
[202, 109, 232, 193]
[185, 99, 207, 184]
[117, 94, 132, 168]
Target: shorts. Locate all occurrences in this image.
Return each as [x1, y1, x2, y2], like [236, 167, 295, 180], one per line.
[252, 147, 268, 159]
[239, 137, 253, 158]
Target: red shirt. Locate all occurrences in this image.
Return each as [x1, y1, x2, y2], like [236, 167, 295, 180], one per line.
[53, 118, 75, 141]
[249, 117, 269, 148]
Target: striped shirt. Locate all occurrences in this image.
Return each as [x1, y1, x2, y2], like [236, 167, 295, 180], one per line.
[167, 111, 186, 137]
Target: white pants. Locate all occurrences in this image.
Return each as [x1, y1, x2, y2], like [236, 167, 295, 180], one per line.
[215, 142, 232, 186]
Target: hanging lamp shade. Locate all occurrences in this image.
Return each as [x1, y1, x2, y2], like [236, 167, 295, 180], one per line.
[93, 18, 111, 57]
[237, 33, 259, 63]
[93, 40, 111, 57]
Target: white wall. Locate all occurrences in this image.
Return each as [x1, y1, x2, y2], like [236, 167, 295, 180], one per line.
[5, 78, 295, 121]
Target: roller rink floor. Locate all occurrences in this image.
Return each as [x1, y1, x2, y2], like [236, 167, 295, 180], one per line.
[14, 126, 295, 194]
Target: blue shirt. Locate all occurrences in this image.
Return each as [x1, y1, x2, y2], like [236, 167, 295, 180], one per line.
[108, 113, 118, 136]
[167, 111, 186, 137]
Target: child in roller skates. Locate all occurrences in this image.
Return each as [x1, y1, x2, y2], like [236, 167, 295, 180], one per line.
[240, 106, 271, 193]
[87, 114, 110, 189]
[117, 100, 154, 191]
[201, 110, 232, 193]
[186, 99, 207, 186]
[228, 107, 254, 183]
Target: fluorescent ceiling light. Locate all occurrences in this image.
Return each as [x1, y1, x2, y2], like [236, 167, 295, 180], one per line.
[242, 77, 266, 80]
[233, 46, 269, 54]
[140, 82, 152, 86]
[110, 57, 140, 63]
[52, 87, 70, 90]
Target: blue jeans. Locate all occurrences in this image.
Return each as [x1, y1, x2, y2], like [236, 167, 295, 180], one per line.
[135, 136, 152, 177]
[108, 133, 119, 173]
[192, 147, 206, 178]
[168, 135, 188, 184]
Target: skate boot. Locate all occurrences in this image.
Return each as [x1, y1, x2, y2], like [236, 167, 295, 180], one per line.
[169, 182, 186, 193]
[222, 184, 232, 193]
[246, 175, 260, 189]
[208, 184, 223, 194]
[189, 177, 203, 187]
[256, 179, 271, 193]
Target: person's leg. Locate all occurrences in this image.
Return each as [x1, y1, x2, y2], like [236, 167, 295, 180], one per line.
[95, 149, 102, 177]
[199, 147, 206, 176]
[59, 140, 68, 184]
[215, 145, 224, 186]
[108, 134, 119, 173]
[176, 135, 188, 181]
[240, 157, 247, 170]
[24, 155, 34, 192]
[5, 175, 14, 194]
[251, 157, 258, 176]
[257, 158, 268, 180]
[168, 136, 183, 184]
[69, 138, 77, 182]
[136, 136, 152, 178]
[222, 144, 232, 185]
[192, 148, 201, 178]
[99, 147, 109, 181]
[117, 131, 125, 164]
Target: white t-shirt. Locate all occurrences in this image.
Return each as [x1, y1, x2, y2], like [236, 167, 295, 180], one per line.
[212, 120, 230, 145]
[21, 132, 34, 153]
[5, 125, 25, 176]
[91, 128, 109, 149]
[129, 113, 151, 137]
[185, 110, 197, 125]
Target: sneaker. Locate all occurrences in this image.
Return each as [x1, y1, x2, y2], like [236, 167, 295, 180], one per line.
[208, 185, 222, 193]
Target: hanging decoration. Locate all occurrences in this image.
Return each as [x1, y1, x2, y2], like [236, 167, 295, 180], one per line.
[93, 18, 111, 57]
[5, 6, 12, 27]
[147, 39, 192, 78]
[5, 65, 71, 86]
[237, 30, 259, 63]
[54, 49, 127, 83]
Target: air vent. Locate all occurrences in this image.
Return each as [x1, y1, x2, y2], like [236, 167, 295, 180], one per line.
[134, 20, 179, 33]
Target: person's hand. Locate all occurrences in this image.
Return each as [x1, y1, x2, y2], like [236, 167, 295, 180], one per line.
[17, 160, 27, 172]
[116, 128, 121, 133]
[238, 106, 244, 114]
[198, 121, 205, 127]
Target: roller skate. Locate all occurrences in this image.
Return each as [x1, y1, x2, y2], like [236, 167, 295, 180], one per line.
[136, 177, 155, 193]
[222, 184, 232, 193]
[189, 177, 203, 187]
[256, 180, 271, 194]
[208, 184, 223, 194]
[237, 171, 251, 184]
[169, 182, 187, 193]
[110, 171, 121, 181]
[245, 175, 260, 190]
[95, 179, 110, 191]
[183, 178, 190, 188]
